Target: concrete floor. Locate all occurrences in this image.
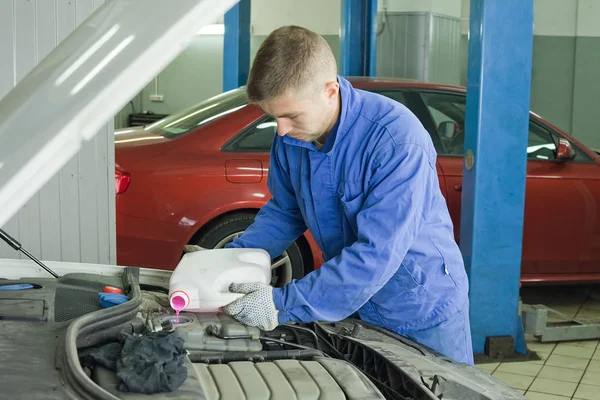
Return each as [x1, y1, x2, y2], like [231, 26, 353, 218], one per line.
[476, 285, 600, 399]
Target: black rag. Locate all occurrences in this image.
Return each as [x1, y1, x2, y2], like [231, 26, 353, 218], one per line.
[81, 331, 188, 394]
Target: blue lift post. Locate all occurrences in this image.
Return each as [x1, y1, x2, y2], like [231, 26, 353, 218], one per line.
[461, 1, 534, 354]
[340, 0, 377, 76]
[223, 0, 251, 92]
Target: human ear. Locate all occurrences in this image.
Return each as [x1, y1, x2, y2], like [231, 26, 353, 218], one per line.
[325, 81, 339, 101]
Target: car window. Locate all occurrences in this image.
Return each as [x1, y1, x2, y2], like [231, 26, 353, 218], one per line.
[420, 92, 466, 156]
[223, 117, 277, 152]
[224, 91, 411, 154]
[420, 92, 593, 162]
[527, 124, 595, 162]
[370, 90, 409, 106]
[527, 123, 557, 160]
[145, 88, 248, 139]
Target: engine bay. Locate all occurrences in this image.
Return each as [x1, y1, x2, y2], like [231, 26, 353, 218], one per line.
[0, 264, 526, 400]
[91, 313, 386, 399]
[84, 282, 386, 399]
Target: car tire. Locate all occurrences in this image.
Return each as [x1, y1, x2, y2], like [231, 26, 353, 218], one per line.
[193, 213, 307, 288]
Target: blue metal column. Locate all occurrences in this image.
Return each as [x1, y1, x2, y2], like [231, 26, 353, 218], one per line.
[340, 0, 377, 76]
[223, 0, 251, 92]
[461, 1, 534, 354]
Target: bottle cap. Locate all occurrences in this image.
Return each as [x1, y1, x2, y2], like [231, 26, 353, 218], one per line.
[103, 286, 123, 294]
[98, 292, 129, 308]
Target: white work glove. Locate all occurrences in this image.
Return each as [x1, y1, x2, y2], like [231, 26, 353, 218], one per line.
[222, 282, 279, 331]
[183, 244, 207, 253]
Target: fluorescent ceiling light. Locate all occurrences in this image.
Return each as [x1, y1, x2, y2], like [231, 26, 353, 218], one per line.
[197, 24, 224, 35]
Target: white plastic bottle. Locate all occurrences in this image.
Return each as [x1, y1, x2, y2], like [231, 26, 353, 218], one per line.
[168, 248, 271, 313]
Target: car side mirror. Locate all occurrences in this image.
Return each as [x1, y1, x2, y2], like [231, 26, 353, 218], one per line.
[438, 121, 458, 138]
[557, 138, 575, 161]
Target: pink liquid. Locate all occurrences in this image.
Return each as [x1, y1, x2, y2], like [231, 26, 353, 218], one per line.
[171, 294, 186, 324]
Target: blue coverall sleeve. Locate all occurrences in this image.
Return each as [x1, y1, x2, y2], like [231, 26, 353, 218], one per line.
[225, 137, 307, 259]
[272, 140, 436, 323]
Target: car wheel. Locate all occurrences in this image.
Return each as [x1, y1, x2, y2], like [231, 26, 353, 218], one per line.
[194, 213, 307, 287]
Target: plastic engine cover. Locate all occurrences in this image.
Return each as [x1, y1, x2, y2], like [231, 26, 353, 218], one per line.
[193, 358, 386, 399]
[153, 312, 261, 352]
[94, 357, 386, 399]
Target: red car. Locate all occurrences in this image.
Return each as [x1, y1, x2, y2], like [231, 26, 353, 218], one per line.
[115, 78, 600, 286]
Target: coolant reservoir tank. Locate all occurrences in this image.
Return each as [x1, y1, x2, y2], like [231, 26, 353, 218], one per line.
[168, 248, 271, 313]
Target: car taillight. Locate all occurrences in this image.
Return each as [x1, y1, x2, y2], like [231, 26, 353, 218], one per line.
[115, 167, 131, 194]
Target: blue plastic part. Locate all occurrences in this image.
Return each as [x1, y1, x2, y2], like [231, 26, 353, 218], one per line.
[461, 0, 533, 354]
[98, 292, 129, 308]
[0, 283, 34, 290]
[223, 0, 251, 92]
[340, 0, 377, 76]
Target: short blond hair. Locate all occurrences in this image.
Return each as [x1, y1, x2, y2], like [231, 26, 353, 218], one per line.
[247, 25, 337, 103]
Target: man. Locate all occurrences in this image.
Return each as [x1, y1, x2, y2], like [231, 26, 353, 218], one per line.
[218, 25, 473, 365]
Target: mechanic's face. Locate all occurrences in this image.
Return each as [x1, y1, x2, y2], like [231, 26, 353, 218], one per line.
[259, 80, 340, 143]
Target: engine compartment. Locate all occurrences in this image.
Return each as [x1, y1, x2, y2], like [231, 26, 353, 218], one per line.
[0, 264, 526, 400]
[83, 286, 386, 399]
[92, 346, 383, 400]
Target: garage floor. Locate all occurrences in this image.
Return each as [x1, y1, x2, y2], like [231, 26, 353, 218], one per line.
[476, 285, 600, 399]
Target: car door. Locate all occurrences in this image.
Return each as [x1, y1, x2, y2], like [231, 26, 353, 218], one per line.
[519, 121, 600, 281]
[417, 90, 600, 281]
[221, 115, 276, 183]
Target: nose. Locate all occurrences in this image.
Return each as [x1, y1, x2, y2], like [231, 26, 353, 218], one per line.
[276, 119, 292, 136]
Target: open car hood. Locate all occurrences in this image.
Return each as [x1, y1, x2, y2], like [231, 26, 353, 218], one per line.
[0, 0, 238, 228]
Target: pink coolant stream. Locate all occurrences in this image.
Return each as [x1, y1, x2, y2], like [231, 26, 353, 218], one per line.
[170, 292, 188, 324]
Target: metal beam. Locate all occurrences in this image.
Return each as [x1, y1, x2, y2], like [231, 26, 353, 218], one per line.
[340, 0, 377, 76]
[523, 305, 600, 343]
[223, 0, 250, 92]
[460, 0, 534, 354]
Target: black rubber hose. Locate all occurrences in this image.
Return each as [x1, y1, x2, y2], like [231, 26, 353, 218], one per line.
[206, 324, 254, 340]
[283, 324, 321, 349]
[76, 318, 145, 349]
[259, 336, 316, 351]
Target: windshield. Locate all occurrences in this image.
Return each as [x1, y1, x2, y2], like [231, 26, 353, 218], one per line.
[146, 87, 248, 139]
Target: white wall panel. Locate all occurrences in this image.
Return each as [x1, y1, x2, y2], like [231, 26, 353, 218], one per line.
[577, 0, 600, 37]
[377, 12, 460, 85]
[0, 0, 116, 265]
[460, 0, 469, 35]
[384, 0, 434, 13]
[431, 0, 461, 19]
[461, 0, 600, 37]
[0, 2, 15, 100]
[251, 0, 341, 35]
[14, 0, 37, 259]
[383, 0, 461, 17]
[534, 0, 577, 36]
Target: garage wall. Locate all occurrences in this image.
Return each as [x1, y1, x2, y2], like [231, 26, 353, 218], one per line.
[251, 0, 340, 36]
[115, 0, 341, 125]
[121, 0, 465, 123]
[116, 34, 340, 120]
[0, 0, 116, 265]
[460, 0, 600, 149]
[376, 12, 460, 85]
